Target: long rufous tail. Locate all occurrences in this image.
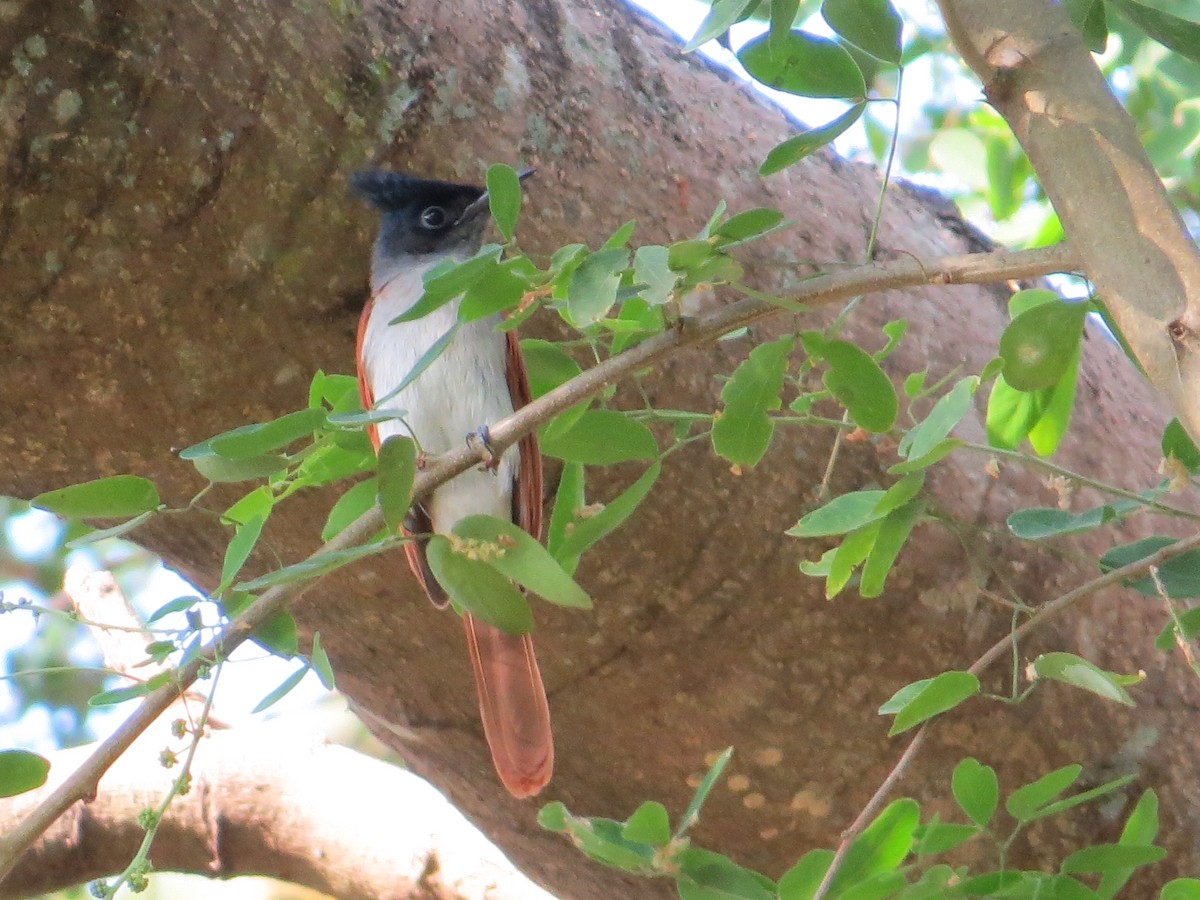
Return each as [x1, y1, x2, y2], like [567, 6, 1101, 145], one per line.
[463, 613, 553, 798]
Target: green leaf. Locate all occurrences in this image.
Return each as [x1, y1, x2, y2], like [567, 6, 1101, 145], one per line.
[1031, 774, 1136, 822]
[1006, 764, 1082, 822]
[89, 681, 151, 707]
[372, 324, 459, 408]
[787, 490, 887, 537]
[1162, 878, 1200, 900]
[833, 799, 920, 891]
[760, 103, 866, 175]
[548, 461, 586, 572]
[377, 436, 417, 531]
[914, 821, 978, 856]
[677, 847, 776, 900]
[1098, 790, 1159, 899]
[602, 219, 637, 250]
[825, 520, 880, 598]
[713, 208, 785, 243]
[805, 334, 897, 432]
[32, 475, 160, 520]
[821, 0, 903, 63]
[1026, 351, 1080, 456]
[897, 377, 976, 461]
[738, 30, 867, 99]
[888, 439, 962, 475]
[1101, 536, 1200, 598]
[458, 259, 528, 323]
[685, 0, 759, 51]
[223, 485, 274, 527]
[622, 801, 672, 847]
[538, 801, 569, 831]
[679, 747, 734, 835]
[634, 245, 680, 306]
[219, 514, 267, 594]
[541, 409, 658, 464]
[235, 543, 387, 592]
[452, 515, 592, 609]
[188, 452, 289, 484]
[254, 611, 299, 657]
[1064, 0, 1109, 51]
[873, 473, 925, 516]
[206, 408, 327, 459]
[1007, 504, 1130, 540]
[556, 463, 661, 561]
[778, 849, 835, 900]
[1107, 0, 1200, 63]
[564, 814, 656, 871]
[1061, 844, 1167, 876]
[486, 163, 521, 242]
[999, 300, 1087, 391]
[251, 664, 310, 714]
[712, 335, 795, 468]
[886, 671, 980, 735]
[426, 535, 533, 634]
[567, 248, 629, 326]
[859, 499, 924, 597]
[66, 511, 156, 548]
[952, 757, 999, 828]
[321, 478, 378, 541]
[309, 632, 336, 690]
[147, 595, 201, 624]
[0, 749, 51, 797]
[391, 247, 501, 324]
[522, 339, 590, 440]
[1162, 418, 1200, 472]
[1033, 652, 1135, 706]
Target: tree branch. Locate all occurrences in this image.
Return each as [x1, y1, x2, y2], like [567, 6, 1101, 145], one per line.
[0, 723, 555, 900]
[0, 242, 1077, 883]
[812, 525, 1200, 898]
[936, 0, 1200, 439]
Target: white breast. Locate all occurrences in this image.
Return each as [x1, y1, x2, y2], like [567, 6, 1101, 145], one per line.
[360, 263, 518, 531]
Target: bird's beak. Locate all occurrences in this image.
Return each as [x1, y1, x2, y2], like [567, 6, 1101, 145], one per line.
[458, 167, 536, 225]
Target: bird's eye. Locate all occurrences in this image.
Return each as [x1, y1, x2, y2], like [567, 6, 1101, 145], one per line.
[419, 206, 447, 229]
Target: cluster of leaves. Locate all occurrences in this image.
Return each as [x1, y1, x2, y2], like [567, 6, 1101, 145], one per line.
[542, 748, 1199, 899]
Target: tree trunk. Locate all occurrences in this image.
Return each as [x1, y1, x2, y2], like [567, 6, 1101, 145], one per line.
[1, 0, 1194, 896]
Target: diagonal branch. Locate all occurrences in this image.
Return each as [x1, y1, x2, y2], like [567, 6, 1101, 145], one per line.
[937, 0, 1200, 439]
[812, 526, 1200, 898]
[0, 242, 1078, 883]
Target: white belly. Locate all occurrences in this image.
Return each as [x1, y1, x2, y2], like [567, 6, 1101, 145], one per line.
[360, 266, 517, 531]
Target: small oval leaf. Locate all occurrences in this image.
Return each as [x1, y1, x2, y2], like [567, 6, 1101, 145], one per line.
[32, 475, 160, 520]
[0, 749, 51, 798]
[426, 536, 533, 634]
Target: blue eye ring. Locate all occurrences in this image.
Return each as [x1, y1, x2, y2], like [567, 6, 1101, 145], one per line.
[419, 206, 447, 229]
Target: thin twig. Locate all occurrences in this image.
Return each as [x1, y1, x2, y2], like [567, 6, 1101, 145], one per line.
[811, 527, 1200, 898]
[0, 243, 1079, 882]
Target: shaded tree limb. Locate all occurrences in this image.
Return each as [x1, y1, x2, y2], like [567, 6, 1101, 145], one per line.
[0, 723, 554, 900]
[937, 0, 1200, 438]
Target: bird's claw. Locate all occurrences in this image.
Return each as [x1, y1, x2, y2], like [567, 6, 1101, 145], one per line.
[467, 426, 499, 473]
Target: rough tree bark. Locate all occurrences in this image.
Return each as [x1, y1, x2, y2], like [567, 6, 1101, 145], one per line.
[2, 0, 1197, 897]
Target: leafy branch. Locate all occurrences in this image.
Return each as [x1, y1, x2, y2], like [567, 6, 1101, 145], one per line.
[0, 242, 1077, 881]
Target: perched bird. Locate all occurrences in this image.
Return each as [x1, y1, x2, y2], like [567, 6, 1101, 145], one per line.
[350, 169, 552, 797]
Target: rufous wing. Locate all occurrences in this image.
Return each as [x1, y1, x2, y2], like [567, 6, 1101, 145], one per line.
[464, 327, 552, 795]
[355, 295, 447, 606]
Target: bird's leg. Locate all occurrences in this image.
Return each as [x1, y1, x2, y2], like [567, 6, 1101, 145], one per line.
[467, 425, 500, 473]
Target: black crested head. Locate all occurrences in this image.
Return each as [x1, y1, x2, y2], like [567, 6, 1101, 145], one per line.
[350, 170, 488, 262]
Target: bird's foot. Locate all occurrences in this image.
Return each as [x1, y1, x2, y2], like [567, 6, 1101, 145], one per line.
[467, 426, 499, 473]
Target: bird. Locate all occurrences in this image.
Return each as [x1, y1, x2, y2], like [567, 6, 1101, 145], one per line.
[350, 168, 552, 798]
